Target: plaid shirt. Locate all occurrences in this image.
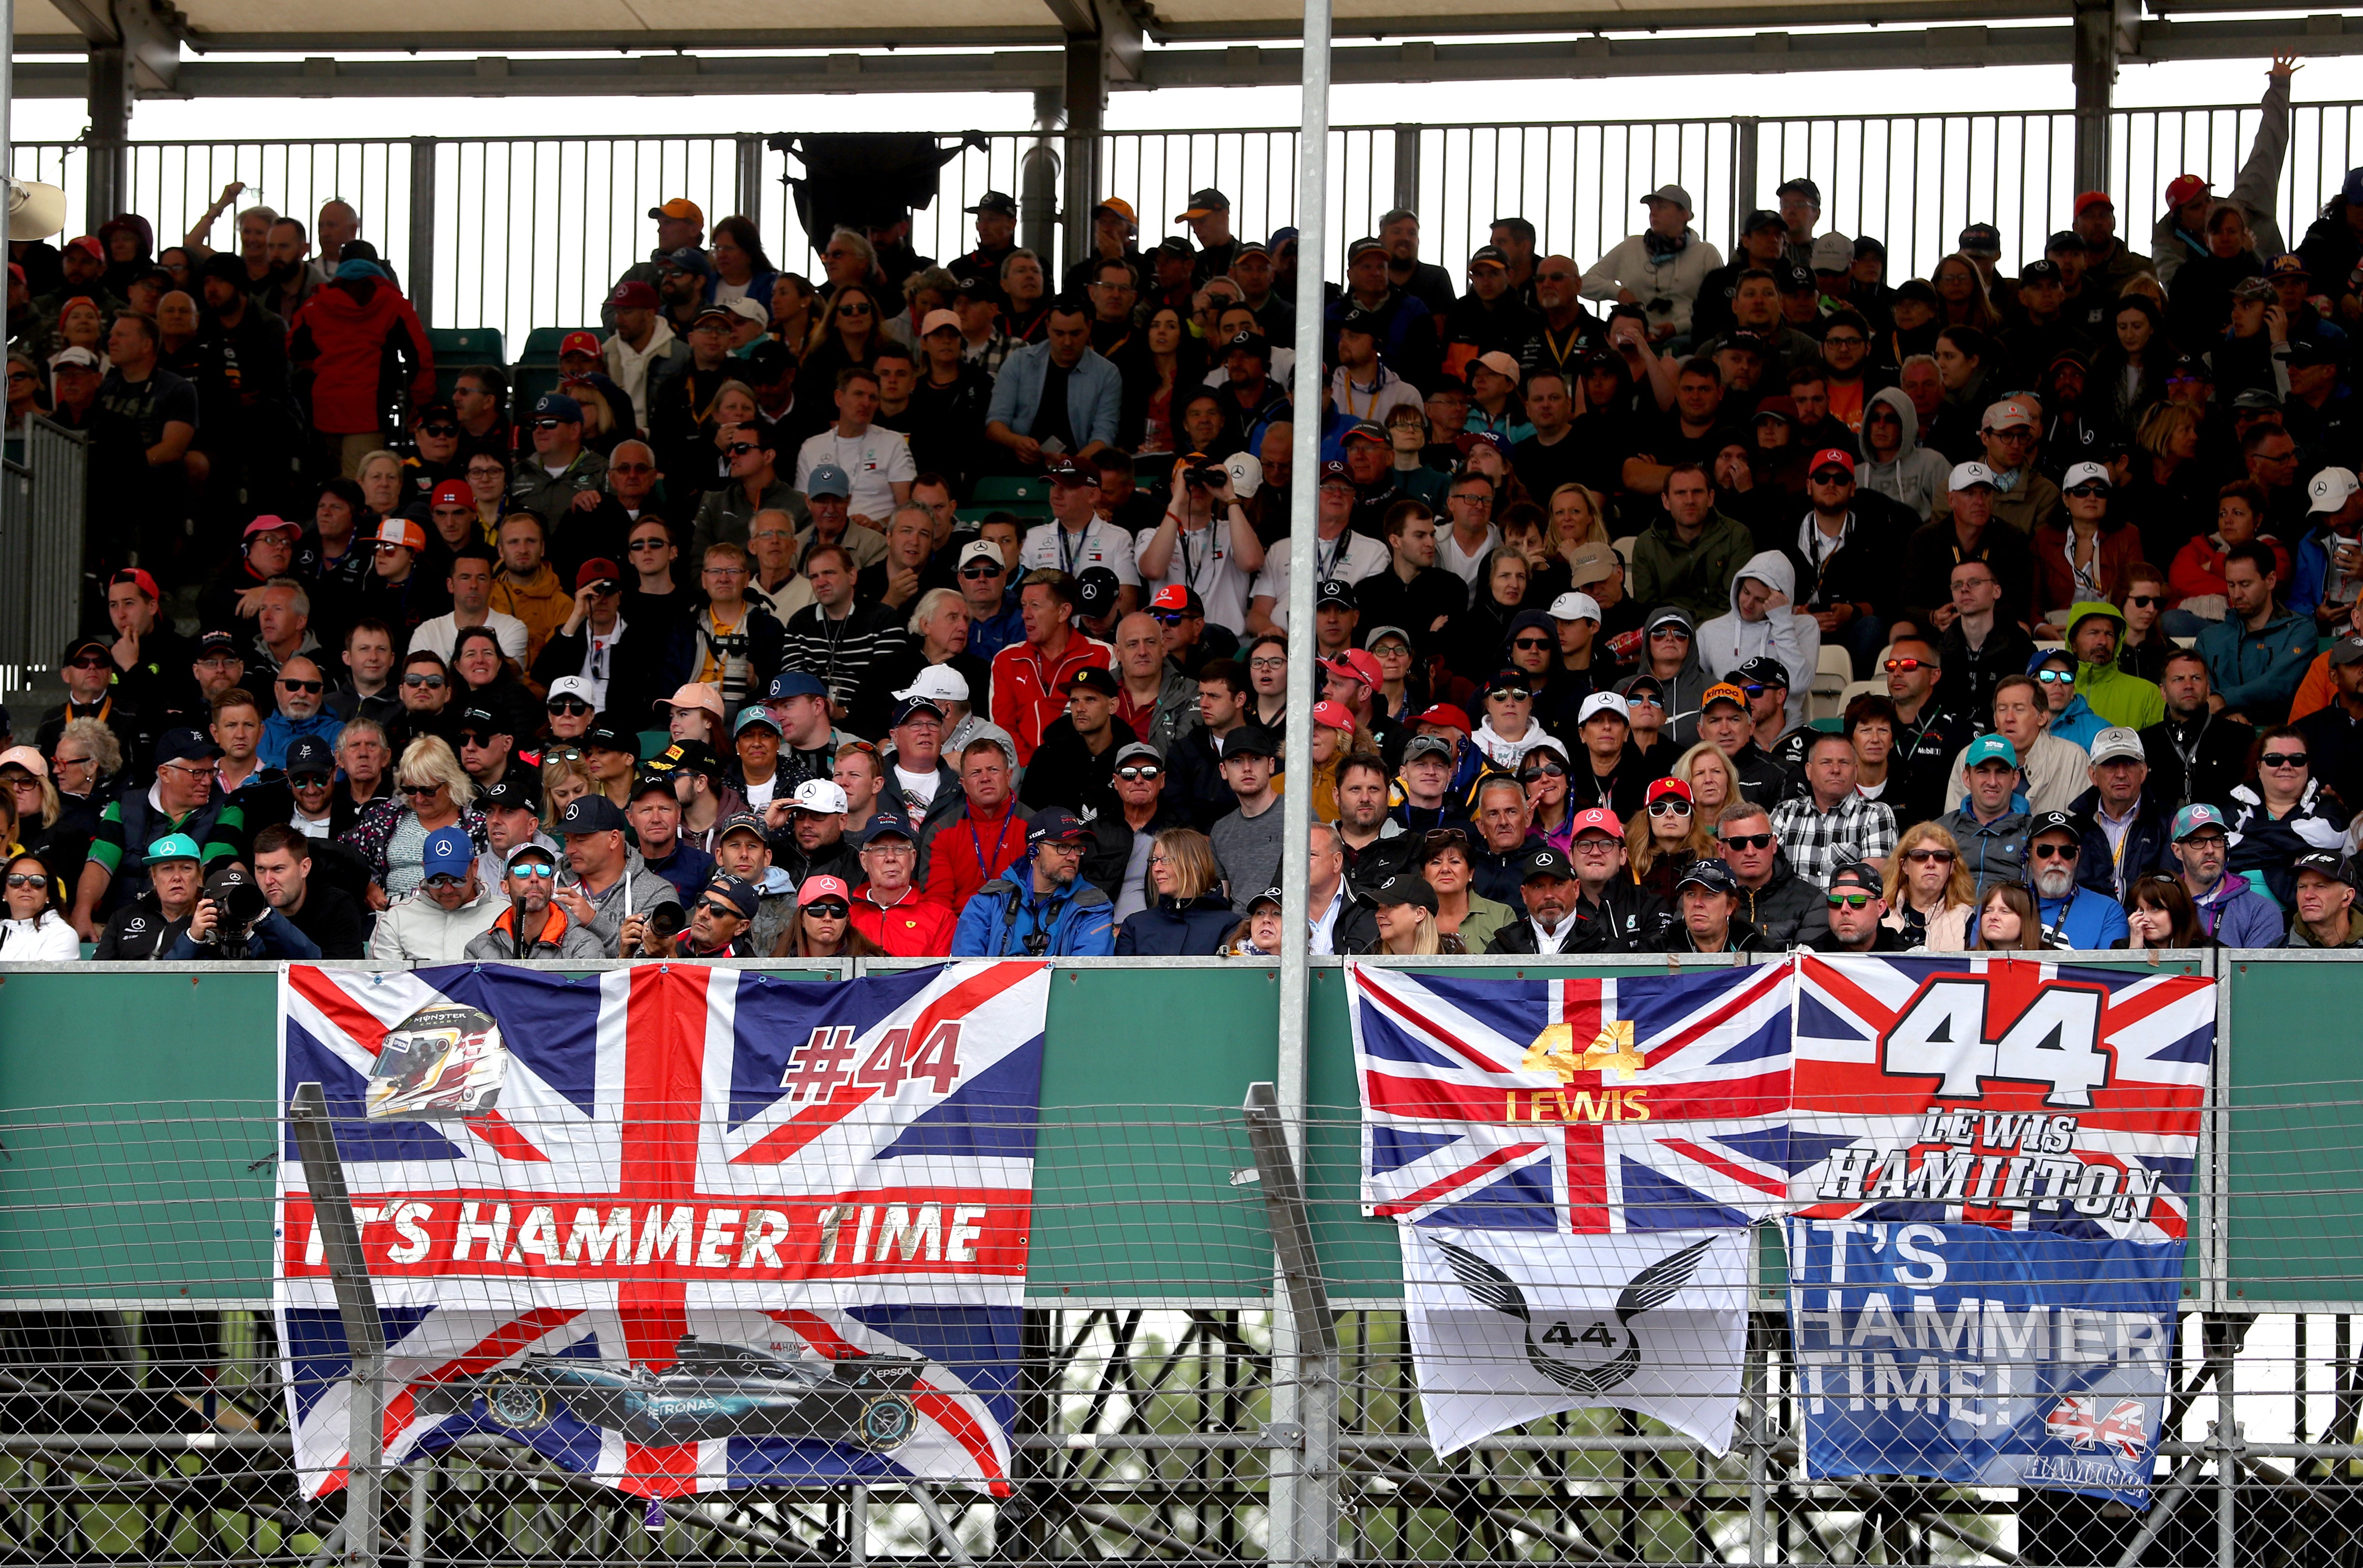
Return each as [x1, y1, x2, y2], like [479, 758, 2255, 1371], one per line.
[1768, 791, 1898, 890]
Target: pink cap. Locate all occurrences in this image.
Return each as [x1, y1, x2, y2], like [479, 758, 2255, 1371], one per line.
[663, 681, 726, 718]
[1569, 806, 1623, 840]
[798, 875, 852, 907]
[243, 514, 302, 540]
[1313, 699, 1355, 730]
[921, 308, 962, 336]
[0, 744, 48, 779]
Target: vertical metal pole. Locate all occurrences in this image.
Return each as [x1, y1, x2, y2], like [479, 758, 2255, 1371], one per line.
[291, 1082, 386, 1568]
[406, 139, 436, 327]
[1744, 1310, 1768, 1565]
[405, 1457, 430, 1568]
[1732, 117, 1760, 248]
[84, 46, 129, 225]
[1390, 124, 1419, 215]
[1247, 1084, 1338, 1568]
[1021, 88, 1063, 264]
[0, 0, 14, 202]
[2071, 0, 2118, 198]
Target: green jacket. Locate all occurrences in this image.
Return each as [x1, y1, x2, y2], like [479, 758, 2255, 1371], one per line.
[1630, 511, 1754, 622]
[1454, 894, 1518, 955]
[2067, 600, 2165, 730]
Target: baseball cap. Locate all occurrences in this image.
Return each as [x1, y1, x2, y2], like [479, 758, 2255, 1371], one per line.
[2046, 229, 2088, 253]
[145, 833, 202, 865]
[791, 778, 850, 815]
[559, 330, 602, 360]
[1061, 665, 1119, 699]
[539, 674, 592, 710]
[2089, 726, 2146, 764]
[1340, 420, 1390, 448]
[1828, 861, 1883, 896]
[1314, 578, 1358, 612]
[1093, 196, 1137, 224]
[1468, 244, 1511, 270]
[1647, 777, 1691, 807]
[733, 705, 783, 736]
[1173, 188, 1229, 221]
[1474, 350, 1522, 385]
[2062, 461, 2113, 491]
[502, 837, 558, 868]
[1522, 844, 1574, 882]
[716, 811, 768, 844]
[1401, 734, 1456, 765]
[1027, 809, 1093, 846]
[1675, 858, 1739, 895]
[1247, 886, 1284, 913]
[1740, 208, 1785, 234]
[574, 558, 622, 591]
[421, 826, 475, 880]
[1044, 452, 1098, 485]
[47, 346, 98, 372]
[2074, 190, 2115, 214]
[1223, 329, 1271, 361]
[1808, 448, 1856, 476]
[921, 308, 962, 336]
[275, 736, 331, 780]
[658, 681, 724, 719]
[1548, 592, 1601, 623]
[2294, 851, 2353, 887]
[1322, 649, 1384, 690]
[371, 514, 429, 553]
[242, 514, 301, 541]
[455, 705, 511, 740]
[532, 392, 582, 423]
[1775, 176, 1822, 203]
[2019, 258, 2061, 284]
[155, 726, 221, 765]
[2165, 173, 2213, 208]
[1565, 543, 1618, 588]
[1700, 681, 1750, 713]
[766, 669, 829, 702]
[1576, 692, 1629, 726]
[859, 810, 917, 846]
[1112, 741, 1162, 768]
[794, 874, 852, 908]
[1413, 703, 1472, 736]
[892, 694, 946, 727]
[610, 280, 660, 311]
[895, 665, 971, 704]
[1949, 461, 1999, 491]
[1965, 734, 2020, 770]
[1809, 233, 1852, 272]
[2026, 809, 2082, 843]
[58, 634, 109, 666]
[2329, 635, 2363, 669]
[1645, 606, 1694, 636]
[479, 775, 541, 816]
[2231, 275, 2277, 305]
[2233, 387, 2284, 412]
[1569, 806, 1623, 841]
[1367, 870, 1439, 912]
[1312, 699, 1355, 731]
[107, 566, 160, 601]
[2272, 252, 2313, 280]
[429, 479, 472, 509]
[2172, 803, 2229, 840]
[646, 738, 721, 778]
[965, 191, 1019, 216]
[958, 539, 1006, 572]
[195, 630, 239, 657]
[1075, 566, 1122, 617]
[1317, 459, 1355, 486]
[1982, 397, 2037, 432]
[2310, 467, 2361, 513]
[1957, 222, 2002, 256]
[649, 197, 704, 224]
[1225, 724, 1282, 760]
[1734, 656, 1790, 690]
[628, 769, 679, 803]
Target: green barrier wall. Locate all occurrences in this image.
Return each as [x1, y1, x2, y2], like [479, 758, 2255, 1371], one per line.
[0, 953, 2335, 1310]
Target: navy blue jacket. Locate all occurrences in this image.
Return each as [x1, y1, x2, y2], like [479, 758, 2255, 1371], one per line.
[1115, 893, 1239, 955]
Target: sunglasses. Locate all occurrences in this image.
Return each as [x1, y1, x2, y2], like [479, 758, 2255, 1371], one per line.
[1517, 759, 1568, 781]
[1510, 638, 1552, 652]
[836, 303, 874, 317]
[402, 674, 446, 689]
[1486, 686, 1532, 701]
[2262, 751, 2309, 768]
[1151, 611, 1184, 625]
[1809, 468, 1853, 484]
[1826, 892, 1875, 909]
[420, 423, 459, 437]
[961, 563, 1003, 578]
[1905, 848, 1956, 863]
[531, 418, 567, 431]
[547, 697, 594, 714]
[629, 539, 670, 552]
[424, 873, 467, 889]
[611, 462, 655, 475]
[278, 678, 324, 694]
[803, 901, 849, 918]
[2034, 668, 2074, 684]
[401, 782, 446, 798]
[1650, 627, 1689, 640]
[2031, 841, 2080, 859]
[1648, 798, 1692, 816]
[4, 872, 47, 889]
[1720, 832, 1774, 851]
[290, 772, 333, 788]
[66, 656, 109, 670]
[1883, 657, 1931, 674]
[2126, 594, 2161, 609]
[509, 861, 557, 879]
[725, 442, 759, 457]
[2065, 483, 2111, 498]
[1116, 764, 1162, 782]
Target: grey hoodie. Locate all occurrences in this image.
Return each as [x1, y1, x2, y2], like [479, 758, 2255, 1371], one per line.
[1856, 386, 1952, 522]
[1694, 550, 1819, 729]
[575, 846, 684, 951]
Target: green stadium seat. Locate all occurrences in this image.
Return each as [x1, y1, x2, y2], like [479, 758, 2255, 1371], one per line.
[520, 326, 595, 364]
[971, 475, 1051, 506]
[639, 728, 670, 761]
[426, 327, 506, 405]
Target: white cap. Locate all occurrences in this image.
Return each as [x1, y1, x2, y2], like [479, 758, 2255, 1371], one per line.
[2061, 461, 2114, 491]
[2089, 725, 2146, 764]
[1949, 460, 1999, 490]
[1577, 692, 1630, 725]
[1547, 591, 1601, 623]
[722, 296, 770, 326]
[790, 778, 850, 815]
[1223, 450, 1264, 499]
[546, 675, 597, 705]
[958, 539, 1005, 570]
[896, 664, 971, 704]
[2310, 466, 2361, 514]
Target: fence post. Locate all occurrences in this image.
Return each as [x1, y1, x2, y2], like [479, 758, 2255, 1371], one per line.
[734, 133, 765, 231]
[1245, 1082, 1338, 1568]
[1731, 117, 1760, 249]
[406, 140, 436, 326]
[291, 1081, 387, 1568]
[1391, 124, 1420, 215]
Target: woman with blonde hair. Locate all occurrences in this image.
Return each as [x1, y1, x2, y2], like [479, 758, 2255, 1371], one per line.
[1626, 776, 1714, 901]
[1352, 870, 1466, 956]
[356, 449, 405, 520]
[540, 749, 597, 830]
[1672, 742, 1737, 821]
[1116, 828, 1238, 954]
[342, 734, 484, 908]
[1880, 822, 1977, 950]
[1547, 483, 1610, 556]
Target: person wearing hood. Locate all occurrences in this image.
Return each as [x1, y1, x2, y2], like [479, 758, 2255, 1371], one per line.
[1580, 185, 1722, 342]
[1635, 611, 1713, 745]
[2022, 809, 2131, 949]
[463, 842, 606, 959]
[1858, 385, 1951, 521]
[95, 213, 154, 302]
[288, 257, 435, 478]
[1652, 856, 1770, 953]
[1694, 549, 1817, 729]
[2064, 601, 2166, 731]
[1630, 463, 1755, 625]
[2152, 58, 2295, 291]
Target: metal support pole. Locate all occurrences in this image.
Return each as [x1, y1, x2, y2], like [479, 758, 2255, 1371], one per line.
[1731, 117, 1760, 249]
[1390, 124, 1419, 215]
[406, 139, 436, 326]
[291, 1081, 386, 1568]
[1020, 88, 1063, 266]
[733, 132, 764, 230]
[0, 0, 14, 201]
[1246, 1083, 1338, 1568]
[2071, 0, 2119, 197]
[84, 46, 130, 225]
[1061, 37, 1107, 273]
[405, 1457, 430, 1568]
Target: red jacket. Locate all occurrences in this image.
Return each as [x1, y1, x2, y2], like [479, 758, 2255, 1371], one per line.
[990, 632, 1112, 763]
[288, 281, 435, 433]
[922, 799, 1032, 913]
[2168, 531, 2293, 606]
[850, 886, 958, 957]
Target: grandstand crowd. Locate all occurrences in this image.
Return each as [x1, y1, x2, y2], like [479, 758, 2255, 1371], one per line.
[3, 58, 2363, 961]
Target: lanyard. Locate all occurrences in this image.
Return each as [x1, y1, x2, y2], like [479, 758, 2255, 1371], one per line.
[1178, 519, 1212, 588]
[972, 809, 1017, 884]
[1314, 530, 1344, 584]
[1057, 523, 1091, 578]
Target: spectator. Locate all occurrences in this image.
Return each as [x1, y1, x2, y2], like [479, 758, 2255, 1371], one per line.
[70, 726, 238, 938]
[458, 841, 601, 959]
[1581, 184, 1720, 341]
[2225, 725, 2347, 907]
[249, 823, 365, 957]
[2196, 541, 2313, 725]
[1631, 464, 1752, 623]
[287, 257, 433, 477]
[1770, 732, 1898, 889]
[1880, 821, 1977, 949]
[365, 824, 500, 962]
[2018, 808, 2129, 947]
[347, 734, 486, 907]
[92, 831, 207, 958]
[0, 849, 82, 958]
[2146, 648, 2254, 812]
[781, 543, 906, 715]
[843, 810, 954, 957]
[1114, 826, 1237, 954]
[2167, 802, 2284, 945]
[1656, 856, 1769, 953]
[767, 874, 878, 959]
[1138, 454, 1265, 636]
[951, 809, 1115, 956]
[986, 301, 1120, 468]
[2284, 851, 2363, 948]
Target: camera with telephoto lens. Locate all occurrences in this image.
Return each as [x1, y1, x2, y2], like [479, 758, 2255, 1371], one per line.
[198, 865, 272, 954]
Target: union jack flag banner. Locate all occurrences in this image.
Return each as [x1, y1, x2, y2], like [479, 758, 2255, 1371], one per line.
[1349, 961, 1796, 1233]
[276, 960, 1049, 1503]
[1784, 955, 2215, 1507]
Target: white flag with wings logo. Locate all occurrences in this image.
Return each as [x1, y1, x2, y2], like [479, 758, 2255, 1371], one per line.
[1400, 1224, 1750, 1456]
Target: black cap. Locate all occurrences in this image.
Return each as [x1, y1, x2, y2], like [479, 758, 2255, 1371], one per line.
[2045, 229, 2087, 253]
[1778, 264, 1816, 294]
[1315, 578, 1358, 610]
[1026, 809, 1092, 846]
[1154, 236, 1193, 260]
[1368, 871, 1439, 912]
[1248, 885, 1284, 912]
[1827, 861, 1883, 895]
[964, 190, 1019, 216]
[1853, 235, 1887, 261]
[1075, 566, 1122, 616]
[741, 338, 797, 382]
[646, 738, 722, 777]
[285, 735, 335, 779]
[2020, 258, 2061, 283]
[1225, 724, 1282, 759]
[1338, 305, 1381, 335]
[1734, 655, 1790, 690]
[557, 794, 626, 834]
[456, 704, 507, 738]
[582, 722, 637, 755]
[1467, 245, 1510, 270]
[1224, 329, 1271, 359]
[478, 774, 540, 814]
[155, 726, 221, 765]
[703, 872, 760, 919]
[1675, 857, 1739, 895]
[1522, 844, 1573, 882]
[2026, 809, 2084, 842]
[1774, 176, 1821, 203]
[1740, 208, 1786, 234]
[1894, 279, 1939, 308]
[195, 629, 240, 656]
[629, 769, 678, 802]
[60, 634, 110, 665]
[2294, 851, 2354, 886]
[1062, 665, 1120, 699]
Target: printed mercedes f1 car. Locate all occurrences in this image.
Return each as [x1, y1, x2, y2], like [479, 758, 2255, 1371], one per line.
[421, 1336, 925, 1450]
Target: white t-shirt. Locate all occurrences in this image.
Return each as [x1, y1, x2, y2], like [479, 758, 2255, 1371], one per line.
[580, 618, 626, 711]
[411, 609, 530, 665]
[293, 812, 331, 840]
[1436, 524, 1502, 590]
[744, 772, 778, 810]
[1144, 518, 1255, 635]
[1019, 519, 1140, 586]
[796, 426, 918, 521]
[1254, 531, 1390, 633]
[892, 764, 942, 809]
